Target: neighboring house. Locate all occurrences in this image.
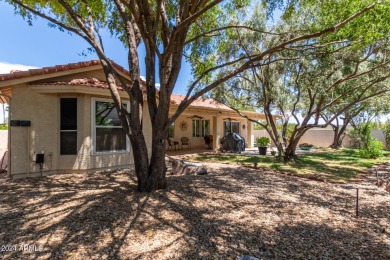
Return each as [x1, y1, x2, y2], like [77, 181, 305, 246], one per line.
[0, 60, 269, 178]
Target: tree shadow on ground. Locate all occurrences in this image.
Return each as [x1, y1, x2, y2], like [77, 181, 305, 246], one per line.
[0, 166, 388, 259]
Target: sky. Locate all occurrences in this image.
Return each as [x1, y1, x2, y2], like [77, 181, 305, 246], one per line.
[0, 2, 195, 124]
[0, 2, 193, 93]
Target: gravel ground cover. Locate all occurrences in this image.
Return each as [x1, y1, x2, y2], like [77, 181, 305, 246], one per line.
[0, 162, 389, 259]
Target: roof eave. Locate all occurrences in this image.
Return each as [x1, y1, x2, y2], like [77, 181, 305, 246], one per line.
[0, 64, 102, 88]
[29, 85, 130, 99]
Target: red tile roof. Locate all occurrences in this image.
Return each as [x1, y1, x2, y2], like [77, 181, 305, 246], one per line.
[0, 60, 129, 82]
[170, 94, 232, 110]
[0, 60, 231, 110]
[32, 79, 231, 110]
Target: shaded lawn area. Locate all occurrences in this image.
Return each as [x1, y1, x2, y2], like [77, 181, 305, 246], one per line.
[188, 148, 390, 182]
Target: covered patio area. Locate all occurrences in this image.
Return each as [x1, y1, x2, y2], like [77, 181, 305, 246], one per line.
[168, 94, 274, 151]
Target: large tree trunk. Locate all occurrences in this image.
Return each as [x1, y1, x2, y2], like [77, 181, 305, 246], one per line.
[330, 126, 346, 149]
[284, 139, 299, 161]
[143, 126, 168, 192]
[129, 133, 150, 191]
[130, 129, 167, 192]
[329, 116, 349, 149]
[284, 128, 308, 161]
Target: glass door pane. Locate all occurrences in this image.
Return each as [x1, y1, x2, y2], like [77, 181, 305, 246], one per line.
[204, 120, 210, 136]
[232, 122, 240, 134]
[224, 122, 231, 136]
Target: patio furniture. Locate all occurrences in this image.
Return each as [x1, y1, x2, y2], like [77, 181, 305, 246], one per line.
[204, 135, 213, 149]
[167, 138, 179, 151]
[181, 137, 191, 150]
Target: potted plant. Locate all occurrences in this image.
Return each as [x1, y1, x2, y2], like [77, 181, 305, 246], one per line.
[299, 143, 314, 150]
[256, 137, 270, 155]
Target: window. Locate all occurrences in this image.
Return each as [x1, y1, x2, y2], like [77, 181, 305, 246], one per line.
[192, 119, 210, 137]
[60, 98, 77, 155]
[168, 123, 174, 138]
[224, 121, 240, 135]
[92, 99, 129, 153]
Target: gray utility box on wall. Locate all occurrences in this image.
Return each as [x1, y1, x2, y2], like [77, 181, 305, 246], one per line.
[10, 120, 31, 127]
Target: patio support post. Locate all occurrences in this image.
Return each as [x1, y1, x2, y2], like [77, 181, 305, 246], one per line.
[247, 119, 254, 148]
[213, 115, 221, 150]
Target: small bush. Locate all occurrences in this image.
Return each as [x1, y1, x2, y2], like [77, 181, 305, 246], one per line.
[347, 128, 362, 149]
[256, 137, 270, 146]
[299, 143, 313, 148]
[0, 124, 7, 130]
[359, 137, 383, 159]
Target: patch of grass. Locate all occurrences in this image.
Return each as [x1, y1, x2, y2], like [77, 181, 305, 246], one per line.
[189, 148, 390, 182]
[0, 124, 7, 130]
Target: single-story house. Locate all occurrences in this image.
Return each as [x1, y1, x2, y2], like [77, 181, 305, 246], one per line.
[0, 60, 271, 178]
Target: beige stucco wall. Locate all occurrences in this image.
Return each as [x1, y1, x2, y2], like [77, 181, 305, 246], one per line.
[10, 83, 59, 177]
[253, 128, 387, 148]
[297, 129, 386, 148]
[9, 83, 136, 178]
[298, 129, 350, 147]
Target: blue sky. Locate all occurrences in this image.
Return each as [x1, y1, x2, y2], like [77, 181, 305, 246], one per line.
[0, 2, 193, 95]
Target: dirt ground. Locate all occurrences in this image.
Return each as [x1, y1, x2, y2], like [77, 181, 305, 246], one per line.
[0, 162, 389, 259]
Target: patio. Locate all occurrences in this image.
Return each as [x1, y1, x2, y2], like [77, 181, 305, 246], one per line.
[166, 147, 212, 156]
[166, 147, 313, 157]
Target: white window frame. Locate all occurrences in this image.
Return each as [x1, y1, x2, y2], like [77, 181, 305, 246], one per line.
[91, 98, 130, 154]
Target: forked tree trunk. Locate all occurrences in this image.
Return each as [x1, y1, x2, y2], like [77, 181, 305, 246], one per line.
[284, 140, 299, 161]
[329, 116, 350, 149]
[283, 128, 308, 161]
[330, 126, 346, 149]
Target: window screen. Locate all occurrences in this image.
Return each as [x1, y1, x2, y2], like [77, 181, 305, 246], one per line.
[93, 100, 128, 153]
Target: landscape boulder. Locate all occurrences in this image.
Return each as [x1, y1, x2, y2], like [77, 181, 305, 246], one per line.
[171, 159, 207, 175]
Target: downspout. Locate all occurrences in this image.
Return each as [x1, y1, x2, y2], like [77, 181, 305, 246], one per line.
[0, 93, 11, 178]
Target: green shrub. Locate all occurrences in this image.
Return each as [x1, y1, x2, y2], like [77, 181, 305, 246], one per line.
[359, 137, 383, 159]
[0, 124, 7, 130]
[347, 128, 362, 149]
[256, 137, 270, 146]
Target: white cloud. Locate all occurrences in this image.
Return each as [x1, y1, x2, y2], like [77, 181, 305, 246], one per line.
[0, 61, 39, 74]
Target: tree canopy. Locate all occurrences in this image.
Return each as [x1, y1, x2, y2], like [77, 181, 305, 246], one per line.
[3, 0, 390, 187]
